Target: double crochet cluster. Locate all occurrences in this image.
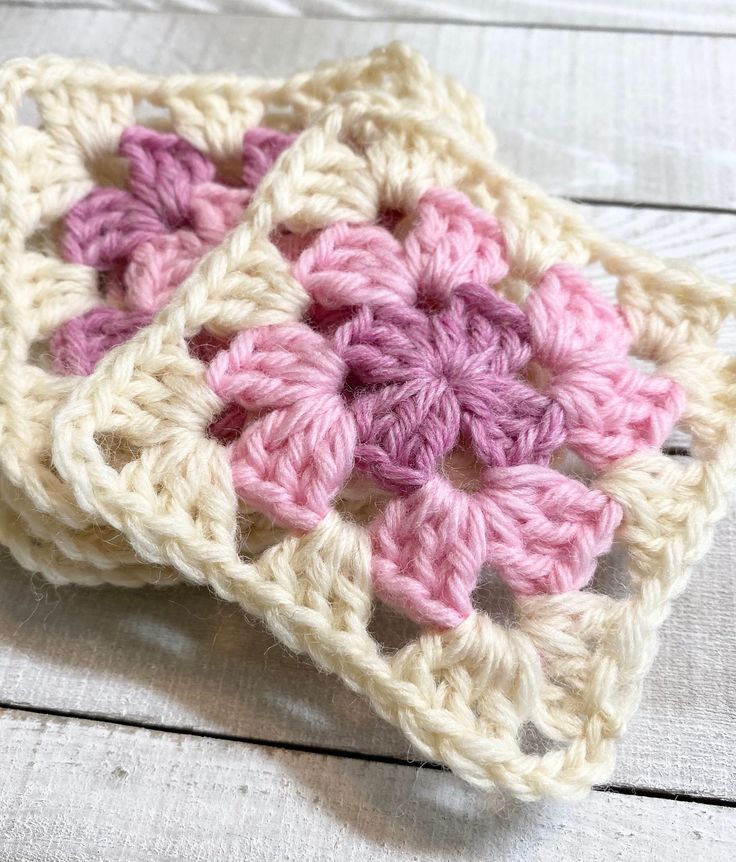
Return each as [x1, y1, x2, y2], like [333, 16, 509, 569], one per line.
[47, 126, 684, 629]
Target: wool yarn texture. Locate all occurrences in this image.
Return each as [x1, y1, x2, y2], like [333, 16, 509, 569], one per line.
[1, 44, 735, 801]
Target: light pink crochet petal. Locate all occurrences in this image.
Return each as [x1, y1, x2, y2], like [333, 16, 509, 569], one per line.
[527, 264, 632, 369]
[370, 475, 487, 628]
[477, 465, 622, 594]
[292, 222, 416, 310]
[124, 230, 207, 313]
[526, 264, 684, 466]
[119, 126, 216, 227]
[205, 324, 345, 413]
[62, 188, 165, 270]
[241, 127, 297, 189]
[50, 306, 153, 376]
[550, 360, 686, 468]
[403, 187, 508, 304]
[230, 394, 356, 531]
[188, 182, 251, 244]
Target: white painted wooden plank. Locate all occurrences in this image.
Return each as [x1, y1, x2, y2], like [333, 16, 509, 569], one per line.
[2, 489, 735, 801]
[5, 0, 736, 35]
[1, 708, 734, 862]
[2, 10, 736, 209]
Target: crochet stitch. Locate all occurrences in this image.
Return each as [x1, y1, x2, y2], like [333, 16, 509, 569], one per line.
[1, 44, 735, 801]
[205, 187, 682, 628]
[51, 125, 295, 374]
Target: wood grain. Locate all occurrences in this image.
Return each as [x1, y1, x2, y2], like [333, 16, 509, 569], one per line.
[3, 10, 736, 209]
[1, 491, 734, 801]
[5, 0, 736, 35]
[1, 707, 734, 862]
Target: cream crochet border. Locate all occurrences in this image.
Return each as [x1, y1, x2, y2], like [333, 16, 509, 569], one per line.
[1, 44, 734, 800]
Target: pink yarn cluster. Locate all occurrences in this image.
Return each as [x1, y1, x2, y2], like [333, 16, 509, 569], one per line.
[204, 187, 686, 628]
[51, 125, 295, 375]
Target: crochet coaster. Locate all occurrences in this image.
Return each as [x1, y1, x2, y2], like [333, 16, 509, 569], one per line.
[1, 44, 735, 800]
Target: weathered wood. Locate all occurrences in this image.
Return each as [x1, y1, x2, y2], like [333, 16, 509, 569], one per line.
[3, 10, 736, 209]
[1, 707, 734, 862]
[1, 489, 735, 801]
[6, 0, 736, 35]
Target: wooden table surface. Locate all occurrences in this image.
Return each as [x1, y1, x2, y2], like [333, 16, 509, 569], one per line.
[0, 3, 735, 859]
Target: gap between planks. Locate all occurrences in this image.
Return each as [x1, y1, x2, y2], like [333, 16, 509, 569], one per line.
[1, 498, 734, 802]
[2, 700, 734, 810]
[3, 706, 734, 862]
[576, 197, 736, 217]
[0, 9, 734, 813]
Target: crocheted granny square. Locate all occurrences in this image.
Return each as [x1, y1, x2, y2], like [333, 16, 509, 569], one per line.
[1, 44, 735, 800]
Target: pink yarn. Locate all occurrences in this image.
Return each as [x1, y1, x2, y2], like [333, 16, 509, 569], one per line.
[207, 402, 249, 446]
[187, 329, 232, 366]
[124, 231, 207, 314]
[333, 283, 565, 493]
[205, 325, 355, 531]
[62, 187, 166, 271]
[203, 186, 681, 628]
[370, 468, 621, 628]
[241, 127, 297, 188]
[189, 183, 251, 245]
[51, 125, 296, 375]
[403, 186, 508, 305]
[117, 125, 216, 228]
[527, 264, 686, 468]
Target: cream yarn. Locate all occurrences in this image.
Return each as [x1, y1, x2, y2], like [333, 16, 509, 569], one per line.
[1, 43, 735, 800]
